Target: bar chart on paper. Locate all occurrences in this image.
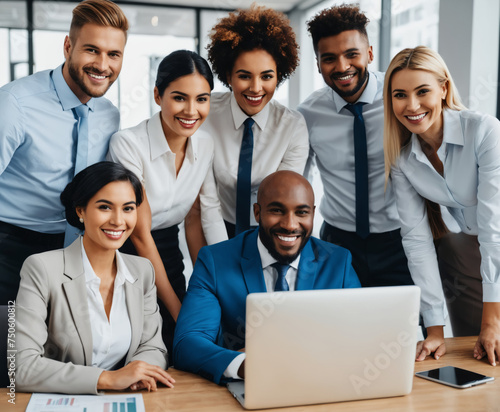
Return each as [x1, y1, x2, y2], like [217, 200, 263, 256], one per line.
[26, 394, 145, 412]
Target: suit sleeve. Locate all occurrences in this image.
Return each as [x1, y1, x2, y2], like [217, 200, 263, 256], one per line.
[128, 260, 168, 368]
[277, 111, 309, 175]
[15, 255, 104, 394]
[173, 247, 241, 384]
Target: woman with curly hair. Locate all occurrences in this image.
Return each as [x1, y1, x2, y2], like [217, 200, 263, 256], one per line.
[197, 4, 309, 240]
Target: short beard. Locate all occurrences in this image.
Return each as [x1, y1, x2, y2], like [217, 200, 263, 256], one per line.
[67, 58, 111, 98]
[330, 68, 369, 99]
[258, 225, 308, 265]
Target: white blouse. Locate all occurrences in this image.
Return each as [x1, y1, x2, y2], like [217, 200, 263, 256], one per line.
[107, 112, 227, 245]
[391, 109, 500, 327]
[81, 240, 132, 370]
[199, 92, 309, 226]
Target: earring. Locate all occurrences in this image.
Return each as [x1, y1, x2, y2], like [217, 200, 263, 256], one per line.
[79, 217, 84, 223]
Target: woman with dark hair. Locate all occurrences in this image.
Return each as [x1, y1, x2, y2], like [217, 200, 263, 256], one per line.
[198, 4, 309, 238]
[16, 161, 175, 394]
[384, 46, 500, 364]
[107, 50, 226, 357]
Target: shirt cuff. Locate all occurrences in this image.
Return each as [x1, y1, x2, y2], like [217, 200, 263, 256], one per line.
[483, 283, 500, 302]
[223, 353, 245, 379]
[421, 307, 446, 328]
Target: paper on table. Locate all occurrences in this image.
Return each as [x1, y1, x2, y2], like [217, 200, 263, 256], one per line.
[25, 393, 145, 412]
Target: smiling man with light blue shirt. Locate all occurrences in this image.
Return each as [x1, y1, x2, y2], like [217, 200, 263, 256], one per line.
[298, 5, 413, 289]
[0, 0, 128, 304]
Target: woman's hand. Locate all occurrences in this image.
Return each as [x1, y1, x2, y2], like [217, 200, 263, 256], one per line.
[473, 302, 500, 366]
[97, 360, 175, 391]
[416, 325, 446, 361]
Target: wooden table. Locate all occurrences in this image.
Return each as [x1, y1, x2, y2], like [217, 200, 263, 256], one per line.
[3, 337, 499, 411]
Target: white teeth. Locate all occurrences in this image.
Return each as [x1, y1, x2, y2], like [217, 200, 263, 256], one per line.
[338, 74, 354, 80]
[246, 95, 263, 101]
[103, 230, 123, 236]
[277, 235, 298, 242]
[88, 73, 106, 80]
[178, 118, 197, 125]
[407, 113, 426, 120]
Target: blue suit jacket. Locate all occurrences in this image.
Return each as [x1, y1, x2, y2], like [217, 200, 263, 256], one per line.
[173, 229, 360, 384]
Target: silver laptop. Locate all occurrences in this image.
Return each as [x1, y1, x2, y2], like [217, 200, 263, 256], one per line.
[227, 286, 420, 409]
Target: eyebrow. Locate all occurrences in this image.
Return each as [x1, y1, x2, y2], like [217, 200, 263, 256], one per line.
[320, 48, 359, 58]
[82, 43, 122, 54]
[170, 91, 211, 98]
[266, 201, 312, 210]
[95, 199, 137, 206]
[392, 83, 431, 93]
[235, 69, 276, 74]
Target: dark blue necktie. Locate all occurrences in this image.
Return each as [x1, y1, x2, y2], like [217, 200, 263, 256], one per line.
[272, 263, 290, 292]
[235, 118, 255, 235]
[345, 103, 369, 239]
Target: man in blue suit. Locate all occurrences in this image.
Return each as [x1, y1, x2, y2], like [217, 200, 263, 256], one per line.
[174, 171, 360, 384]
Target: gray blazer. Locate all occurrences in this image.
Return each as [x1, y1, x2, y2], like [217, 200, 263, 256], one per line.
[15, 238, 167, 394]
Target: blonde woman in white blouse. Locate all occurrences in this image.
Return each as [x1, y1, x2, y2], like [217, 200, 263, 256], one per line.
[16, 162, 174, 394]
[384, 46, 500, 366]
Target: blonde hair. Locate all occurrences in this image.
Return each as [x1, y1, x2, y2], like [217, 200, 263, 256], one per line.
[383, 46, 466, 180]
[383, 46, 466, 239]
[69, 0, 128, 42]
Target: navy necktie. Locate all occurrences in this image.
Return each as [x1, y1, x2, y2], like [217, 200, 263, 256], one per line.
[345, 103, 369, 239]
[235, 118, 255, 235]
[272, 263, 290, 292]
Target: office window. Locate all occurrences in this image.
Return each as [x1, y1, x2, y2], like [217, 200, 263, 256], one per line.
[391, 0, 439, 58]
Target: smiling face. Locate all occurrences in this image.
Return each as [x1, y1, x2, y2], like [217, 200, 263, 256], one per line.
[254, 172, 315, 265]
[317, 30, 373, 103]
[391, 68, 447, 142]
[154, 72, 211, 140]
[227, 48, 278, 116]
[77, 181, 137, 255]
[62, 23, 126, 104]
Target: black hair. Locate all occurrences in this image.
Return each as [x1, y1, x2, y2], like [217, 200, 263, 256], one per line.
[60, 161, 143, 230]
[155, 50, 214, 96]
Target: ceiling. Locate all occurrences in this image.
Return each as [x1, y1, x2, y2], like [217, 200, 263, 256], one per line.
[117, 0, 325, 12]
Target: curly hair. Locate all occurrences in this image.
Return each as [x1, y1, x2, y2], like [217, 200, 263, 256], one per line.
[207, 4, 299, 88]
[307, 4, 370, 52]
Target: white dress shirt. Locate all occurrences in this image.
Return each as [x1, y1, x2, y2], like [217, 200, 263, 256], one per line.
[107, 112, 227, 245]
[298, 71, 400, 233]
[81, 240, 132, 370]
[224, 236, 300, 379]
[391, 108, 500, 327]
[200, 92, 309, 225]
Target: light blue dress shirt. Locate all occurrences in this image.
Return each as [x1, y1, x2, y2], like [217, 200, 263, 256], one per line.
[298, 71, 400, 233]
[0, 65, 119, 233]
[391, 109, 500, 327]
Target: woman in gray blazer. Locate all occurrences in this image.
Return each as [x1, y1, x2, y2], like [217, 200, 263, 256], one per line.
[15, 162, 175, 394]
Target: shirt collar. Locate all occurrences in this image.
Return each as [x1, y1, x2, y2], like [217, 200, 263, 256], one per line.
[148, 111, 198, 163]
[53, 64, 95, 112]
[230, 92, 270, 131]
[442, 109, 465, 146]
[81, 237, 135, 287]
[332, 71, 377, 114]
[257, 234, 300, 271]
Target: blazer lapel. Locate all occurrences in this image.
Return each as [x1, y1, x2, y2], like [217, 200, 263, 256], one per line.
[124, 277, 142, 361]
[295, 239, 318, 290]
[241, 230, 267, 293]
[62, 239, 94, 366]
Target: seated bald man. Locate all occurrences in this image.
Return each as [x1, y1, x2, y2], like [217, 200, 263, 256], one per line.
[173, 171, 360, 384]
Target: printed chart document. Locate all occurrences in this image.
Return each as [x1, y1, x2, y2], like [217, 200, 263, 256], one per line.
[25, 393, 145, 412]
